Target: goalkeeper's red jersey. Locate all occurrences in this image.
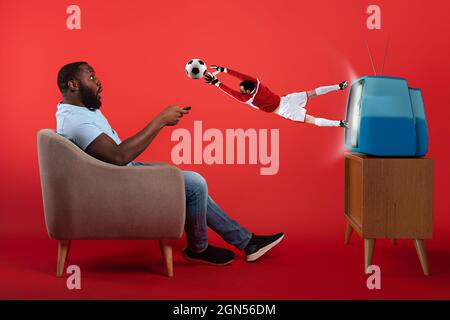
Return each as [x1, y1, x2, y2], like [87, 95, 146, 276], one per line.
[218, 69, 281, 113]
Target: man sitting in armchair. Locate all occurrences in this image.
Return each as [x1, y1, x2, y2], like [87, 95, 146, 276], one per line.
[55, 61, 284, 266]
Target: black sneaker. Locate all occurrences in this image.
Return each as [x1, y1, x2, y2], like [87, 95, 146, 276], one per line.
[244, 232, 285, 262]
[182, 245, 235, 266]
[339, 80, 348, 90]
[339, 120, 349, 128]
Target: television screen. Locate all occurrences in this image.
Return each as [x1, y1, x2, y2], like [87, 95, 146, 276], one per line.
[345, 79, 364, 147]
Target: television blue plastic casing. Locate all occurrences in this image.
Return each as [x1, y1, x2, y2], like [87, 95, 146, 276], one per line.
[344, 76, 429, 156]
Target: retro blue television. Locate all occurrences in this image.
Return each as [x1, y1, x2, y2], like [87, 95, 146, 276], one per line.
[344, 76, 428, 156]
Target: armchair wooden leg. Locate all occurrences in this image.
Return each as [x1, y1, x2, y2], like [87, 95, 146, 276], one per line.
[414, 239, 429, 276]
[364, 239, 375, 274]
[159, 240, 173, 277]
[391, 239, 397, 246]
[56, 240, 71, 277]
[344, 223, 353, 245]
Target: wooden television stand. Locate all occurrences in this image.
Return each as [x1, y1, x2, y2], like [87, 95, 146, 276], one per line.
[344, 152, 433, 275]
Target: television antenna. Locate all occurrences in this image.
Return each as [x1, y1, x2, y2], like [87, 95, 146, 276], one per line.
[365, 37, 391, 76]
[380, 36, 390, 76]
[365, 41, 377, 76]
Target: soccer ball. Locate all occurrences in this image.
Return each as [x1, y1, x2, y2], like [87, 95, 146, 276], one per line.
[185, 58, 207, 79]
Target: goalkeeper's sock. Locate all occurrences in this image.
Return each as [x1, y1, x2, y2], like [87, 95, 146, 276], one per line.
[315, 85, 340, 96]
[314, 118, 341, 127]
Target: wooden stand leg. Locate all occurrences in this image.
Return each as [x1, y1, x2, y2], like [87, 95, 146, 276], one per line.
[159, 240, 173, 277]
[56, 240, 71, 277]
[414, 239, 429, 276]
[66, 240, 72, 260]
[391, 239, 397, 246]
[364, 239, 375, 274]
[344, 223, 353, 245]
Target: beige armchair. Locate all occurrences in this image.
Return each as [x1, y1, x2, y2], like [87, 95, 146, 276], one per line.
[37, 129, 186, 277]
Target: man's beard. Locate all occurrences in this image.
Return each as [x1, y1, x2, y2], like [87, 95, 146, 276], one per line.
[79, 83, 102, 110]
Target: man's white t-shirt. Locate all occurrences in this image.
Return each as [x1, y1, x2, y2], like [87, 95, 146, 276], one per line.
[56, 102, 139, 166]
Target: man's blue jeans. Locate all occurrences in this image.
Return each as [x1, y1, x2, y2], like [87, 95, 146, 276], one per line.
[183, 171, 252, 252]
[130, 162, 252, 253]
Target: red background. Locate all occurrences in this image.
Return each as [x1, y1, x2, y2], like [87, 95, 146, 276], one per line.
[1, 0, 450, 299]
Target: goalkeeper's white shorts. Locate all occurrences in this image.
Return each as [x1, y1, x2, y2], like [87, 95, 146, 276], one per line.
[273, 91, 308, 122]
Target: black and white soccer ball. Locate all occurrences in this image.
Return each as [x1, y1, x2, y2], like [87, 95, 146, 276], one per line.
[185, 58, 207, 79]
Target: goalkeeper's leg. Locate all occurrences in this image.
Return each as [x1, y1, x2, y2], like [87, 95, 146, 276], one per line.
[305, 114, 347, 128]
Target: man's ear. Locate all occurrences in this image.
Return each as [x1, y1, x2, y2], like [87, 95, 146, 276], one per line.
[67, 79, 79, 92]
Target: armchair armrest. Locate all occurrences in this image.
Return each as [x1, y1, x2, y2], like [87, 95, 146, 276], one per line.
[44, 162, 186, 240]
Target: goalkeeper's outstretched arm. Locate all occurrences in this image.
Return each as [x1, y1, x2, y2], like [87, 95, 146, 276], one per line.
[211, 65, 257, 82]
[204, 72, 252, 102]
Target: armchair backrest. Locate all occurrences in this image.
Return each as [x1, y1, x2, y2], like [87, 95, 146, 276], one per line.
[37, 129, 110, 237]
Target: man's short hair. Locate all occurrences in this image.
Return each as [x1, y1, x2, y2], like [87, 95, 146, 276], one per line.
[57, 61, 88, 93]
[240, 80, 255, 92]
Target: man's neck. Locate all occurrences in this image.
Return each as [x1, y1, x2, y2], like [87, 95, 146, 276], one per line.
[62, 97, 85, 107]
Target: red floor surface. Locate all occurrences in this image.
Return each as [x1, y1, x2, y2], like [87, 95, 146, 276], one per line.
[2, 229, 450, 300]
